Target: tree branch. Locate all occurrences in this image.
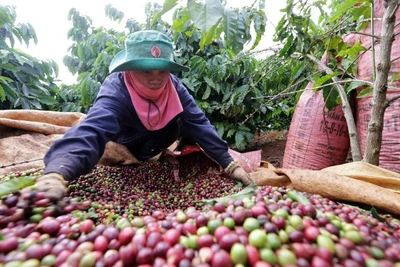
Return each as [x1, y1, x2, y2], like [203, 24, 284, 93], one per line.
[333, 18, 382, 35]
[390, 55, 400, 63]
[305, 54, 363, 161]
[242, 65, 319, 125]
[348, 31, 380, 39]
[387, 94, 400, 106]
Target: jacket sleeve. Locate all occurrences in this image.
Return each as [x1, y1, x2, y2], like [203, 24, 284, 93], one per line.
[173, 76, 234, 168]
[43, 75, 127, 181]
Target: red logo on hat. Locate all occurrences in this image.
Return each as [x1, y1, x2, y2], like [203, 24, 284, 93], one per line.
[150, 46, 162, 58]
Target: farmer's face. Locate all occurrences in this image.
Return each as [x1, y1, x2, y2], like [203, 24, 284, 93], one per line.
[132, 70, 170, 90]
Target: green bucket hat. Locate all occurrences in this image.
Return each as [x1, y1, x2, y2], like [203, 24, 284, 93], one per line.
[109, 30, 189, 73]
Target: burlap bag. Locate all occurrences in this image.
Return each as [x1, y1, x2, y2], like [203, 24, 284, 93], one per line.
[0, 110, 139, 176]
[251, 161, 400, 215]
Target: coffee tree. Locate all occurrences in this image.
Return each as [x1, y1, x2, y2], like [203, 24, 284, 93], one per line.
[0, 5, 60, 110]
[61, 1, 297, 150]
[274, 0, 400, 165]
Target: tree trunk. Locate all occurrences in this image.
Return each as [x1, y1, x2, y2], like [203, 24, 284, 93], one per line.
[364, 0, 399, 165]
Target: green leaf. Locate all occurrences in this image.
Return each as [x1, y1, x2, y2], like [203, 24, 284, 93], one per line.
[0, 75, 13, 83]
[258, 0, 266, 10]
[328, 36, 342, 51]
[35, 85, 52, 95]
[1, 81, 16, 100]
[329, 0, 361, 22]
[227, 128, 236, 138]
[151, 0, 179, 25]
[22, 84, 30, 96]
[0, 176, 36, 197]
[237, 124, 251, 132]
[313, 72, 340, 90]
[200, 183, 257, 206]
[322, 86, 339, 111]
[199, 22, 221, 50]
[28, 99, 42, 109]
[19, 64, 40, 76]
[224, 9, 239, 47]
[27, 23, 38, 44]
[36, 96, 57, 105]
[190, 56, 207, 74]
[181, 77, 201, 94]
[105, 4, 125, 22]
[236, 11, 251, 51]
[215, 123, 225, 137]
[356, 87, 373, 98]
[287, 190, 311, 204]
[346, 81, 367, 94]
[291, 62, 307, 81]
[172, 8, 191, 32]
[202, 85, 211, 100]
[250, 10, 266, 50]
[0, 63, 20, 72]
[0, 84, 6, 101]
[11, 50, 26, 66]
[236, 85, 249, 104]
[274, 16, 288, 41]
[203, 76, 216, 88]
[0, 6, 13, 27]
[352, 4, 372, 31]
[222, 90, 232, 103]
[337, 42, 367, 58]
[224, 8, 251, 53]
[287, 190, 323, 216]
[8, 29, 16, 48]
[390, 73, 400, 84]
[20, 98, 30, 109]
[370, 207, 394, 229]
[235, 131, 246, 150]
[188, 0, 224, 32]
[279, 35, 294, 57]
[351, 4, 370, 20]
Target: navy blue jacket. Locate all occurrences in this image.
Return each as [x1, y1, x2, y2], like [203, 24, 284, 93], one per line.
[44, 73, 233, 181]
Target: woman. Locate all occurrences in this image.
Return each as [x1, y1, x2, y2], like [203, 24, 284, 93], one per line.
[36, 30, 253, 201]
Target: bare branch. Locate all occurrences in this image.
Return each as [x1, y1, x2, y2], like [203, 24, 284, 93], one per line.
[333, 18, 382, 35]
[250, 0, 258, 8]
[387, 94, 400, 105]
[390, 55, 400, 63]
[248, 46, 281, 56]
[348, 31, 380, 39]
[305, 54, 363, 161]
[241, 67, 318, 125]
[388, 2, 400, 18]
[307, 79, 373, 91]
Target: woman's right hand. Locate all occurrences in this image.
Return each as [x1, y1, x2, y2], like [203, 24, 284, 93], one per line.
[35, 173, 67, 201]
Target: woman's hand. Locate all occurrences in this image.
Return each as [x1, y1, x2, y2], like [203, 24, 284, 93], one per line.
[35, 173, 67, 201]
[225, 161, 254, 186]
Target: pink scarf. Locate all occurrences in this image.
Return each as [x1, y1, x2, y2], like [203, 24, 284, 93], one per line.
[123, 72, 183, 131]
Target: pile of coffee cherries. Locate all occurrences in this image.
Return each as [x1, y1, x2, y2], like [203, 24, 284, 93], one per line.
[0, 152, 400, 266]
[67, 152, 243, 221]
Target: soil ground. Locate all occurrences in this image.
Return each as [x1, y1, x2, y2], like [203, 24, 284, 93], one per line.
[250, 130, 288, 168]
[252, 130, 354, 167]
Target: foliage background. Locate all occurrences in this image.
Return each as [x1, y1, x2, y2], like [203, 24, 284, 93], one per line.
[0, 0, 377, 151]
